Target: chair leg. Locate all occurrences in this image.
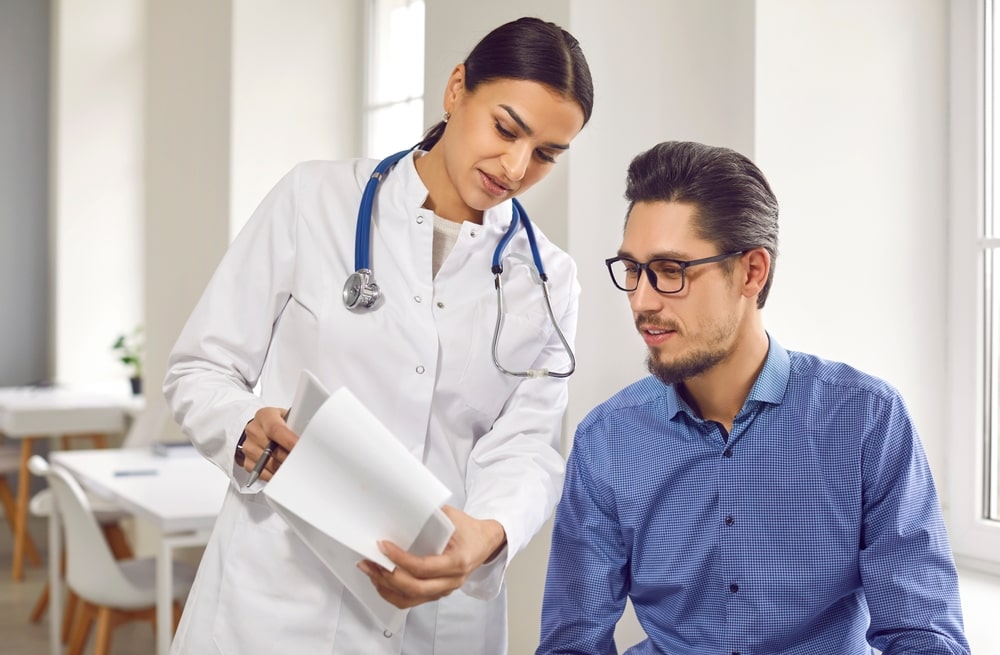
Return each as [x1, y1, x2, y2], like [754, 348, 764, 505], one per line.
[173, 600, 184, 633]
[67, 600, 96, 655]
[101, 522, 134, 559]
[29, 580, 49, 622]
[0, 477, 42, 567]
[62, 589, 80, 643]
[93, 606, 114, 655]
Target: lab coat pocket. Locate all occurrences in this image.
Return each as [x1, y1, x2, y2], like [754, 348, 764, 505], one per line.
[457, 298, 550, 419]
[211, 492, 342, 654]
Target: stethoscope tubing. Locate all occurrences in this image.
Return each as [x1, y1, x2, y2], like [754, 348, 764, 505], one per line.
[349, 149, 575, 378]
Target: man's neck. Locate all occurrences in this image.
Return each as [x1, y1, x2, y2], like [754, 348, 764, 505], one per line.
[678, 320, 770, 433]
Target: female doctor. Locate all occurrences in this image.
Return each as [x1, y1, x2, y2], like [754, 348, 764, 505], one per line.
[163, 16, 594, 655]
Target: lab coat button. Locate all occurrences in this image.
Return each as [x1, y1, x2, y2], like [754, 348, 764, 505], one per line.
[470, 230, 478, 238]
[383, 629, 393, 638]
[416, 215, 425, 224]
[414, 295, 422, 303]
[416, 365, 425, 374]
[436, 301, 445, 308]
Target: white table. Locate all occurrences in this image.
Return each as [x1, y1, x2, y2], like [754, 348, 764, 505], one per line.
[49, 447, 228, 655]
[0, 386, 136, 581]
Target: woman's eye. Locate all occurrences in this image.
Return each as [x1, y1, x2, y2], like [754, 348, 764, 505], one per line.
[495, 121, 516, 139]
[534, 149, 557, 164]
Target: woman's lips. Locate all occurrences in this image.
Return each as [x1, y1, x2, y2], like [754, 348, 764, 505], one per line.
[479, 170, 510, 197]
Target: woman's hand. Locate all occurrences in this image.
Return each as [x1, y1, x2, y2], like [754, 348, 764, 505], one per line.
[238, 406, 298, 481]
[356, 505, 507, 609]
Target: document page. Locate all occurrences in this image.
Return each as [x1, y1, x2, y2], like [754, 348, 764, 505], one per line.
[262, 370, 455, 630]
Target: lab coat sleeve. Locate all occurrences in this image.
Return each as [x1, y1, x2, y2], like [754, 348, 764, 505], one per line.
[460, 262, 581, 599]
[163, 166, 300, 489]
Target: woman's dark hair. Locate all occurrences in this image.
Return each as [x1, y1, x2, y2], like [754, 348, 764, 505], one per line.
[416, 16, 594, 151]
[624, 141, 780, 308]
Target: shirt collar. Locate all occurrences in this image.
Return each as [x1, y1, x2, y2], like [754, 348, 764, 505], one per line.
[662, 333, 790, 422]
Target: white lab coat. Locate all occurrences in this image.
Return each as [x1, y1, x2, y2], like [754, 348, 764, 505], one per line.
[163, 152, 579, 655]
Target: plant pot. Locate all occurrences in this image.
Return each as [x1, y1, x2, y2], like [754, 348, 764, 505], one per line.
[129, 376, 143, 396]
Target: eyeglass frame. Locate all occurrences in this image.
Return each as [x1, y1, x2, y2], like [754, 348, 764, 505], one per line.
[604, 250, 747, 294]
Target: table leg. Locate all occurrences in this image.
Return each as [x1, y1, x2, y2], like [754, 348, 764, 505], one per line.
[48, 491, 62, 655]
[156, 532, 205, 655]
[13, 438, 34, 581]
[157, 535, 175, 655]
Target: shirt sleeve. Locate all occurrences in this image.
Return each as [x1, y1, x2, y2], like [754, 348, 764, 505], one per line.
[460, 261, 581, 600]
[536, 417, 629, 654]
[162, 166, 300, 489]
[859, 390, 971, 654]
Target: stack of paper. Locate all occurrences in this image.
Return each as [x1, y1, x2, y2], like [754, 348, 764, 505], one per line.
[262, 370, 455, 630]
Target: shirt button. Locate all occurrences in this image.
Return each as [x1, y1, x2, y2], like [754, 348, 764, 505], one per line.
[725, 515, 735, 527]
[414, 295, 422, 303]
[436, 301, 445, 308]
[383, 629, 393, 638]
[723, 447, 733, 458]
[416, 365, 425, 374]
[729, 583, 739, 593]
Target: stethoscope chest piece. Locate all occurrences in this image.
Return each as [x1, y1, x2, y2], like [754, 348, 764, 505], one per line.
[343, 268, 380, 310]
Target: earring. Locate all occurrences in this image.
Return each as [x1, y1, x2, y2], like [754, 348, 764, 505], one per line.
[443, 111, 451, 123]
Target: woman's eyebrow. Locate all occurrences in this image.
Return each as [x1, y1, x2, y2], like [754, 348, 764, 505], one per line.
[499, 104, 571, 150]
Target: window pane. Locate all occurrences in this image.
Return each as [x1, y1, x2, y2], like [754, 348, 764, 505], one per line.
[366, 99, 423, 159]
[370, 0, 425, 105]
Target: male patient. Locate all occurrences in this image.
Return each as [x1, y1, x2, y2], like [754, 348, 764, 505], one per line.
[537, 141, 969, 654]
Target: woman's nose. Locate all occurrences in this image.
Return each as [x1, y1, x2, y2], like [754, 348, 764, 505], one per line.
[500, 144, 531, 182]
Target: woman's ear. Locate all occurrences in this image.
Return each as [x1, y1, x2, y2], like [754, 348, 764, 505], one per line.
[442, 63, 466, 114]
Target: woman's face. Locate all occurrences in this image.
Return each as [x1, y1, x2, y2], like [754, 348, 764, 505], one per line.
[427, 67, 586, 221]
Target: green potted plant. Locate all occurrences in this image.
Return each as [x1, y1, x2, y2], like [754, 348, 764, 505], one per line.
[112, 326, 144, 395]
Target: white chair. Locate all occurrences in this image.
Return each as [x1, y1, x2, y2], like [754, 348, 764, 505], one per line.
[27, 396, 171, 636]
[28, 454, 197, 655]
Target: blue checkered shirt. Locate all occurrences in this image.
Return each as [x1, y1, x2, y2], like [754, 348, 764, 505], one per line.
[537, 338, 969, 655]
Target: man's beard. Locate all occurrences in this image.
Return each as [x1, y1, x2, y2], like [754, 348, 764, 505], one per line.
[646, 347, 729, 386]
[640, 312, 738, 386]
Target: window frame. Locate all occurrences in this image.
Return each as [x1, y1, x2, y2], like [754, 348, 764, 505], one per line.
[948, 0, 1000, 571]
[362, 0, 425, 159]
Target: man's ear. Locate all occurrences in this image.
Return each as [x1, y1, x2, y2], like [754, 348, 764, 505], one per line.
[742, 248, 770, 300]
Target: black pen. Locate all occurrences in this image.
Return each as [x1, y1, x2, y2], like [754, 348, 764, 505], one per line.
[245, 406, 292, 487]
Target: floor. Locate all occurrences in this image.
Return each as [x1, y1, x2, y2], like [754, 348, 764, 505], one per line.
[0, 514, 152, 655]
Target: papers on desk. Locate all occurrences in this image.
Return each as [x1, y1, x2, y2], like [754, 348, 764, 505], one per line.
[262, 370, 455, 630]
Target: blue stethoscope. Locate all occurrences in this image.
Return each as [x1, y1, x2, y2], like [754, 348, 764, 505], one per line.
[341, 149, 576, 378]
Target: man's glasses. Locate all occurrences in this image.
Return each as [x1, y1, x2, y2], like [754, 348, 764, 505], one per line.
[604, 251, 746, 294]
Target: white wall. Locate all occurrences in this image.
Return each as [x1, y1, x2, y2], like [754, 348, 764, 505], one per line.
[755, 0, 950, 488]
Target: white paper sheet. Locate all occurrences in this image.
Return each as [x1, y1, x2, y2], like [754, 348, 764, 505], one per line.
[262, 370, 455, 630]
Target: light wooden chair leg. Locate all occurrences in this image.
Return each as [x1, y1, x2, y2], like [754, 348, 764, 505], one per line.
[67, 600, 96, 655]
[62, 589, 80, 643]
[93, 606, 114, 655]
[173, 600, 184, 633]
[101, 522, 134, 559]
[29, 580, 49, 622]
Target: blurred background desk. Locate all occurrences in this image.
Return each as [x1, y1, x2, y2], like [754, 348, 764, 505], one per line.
[0, 386, 139, 581]
[49, 447, 226, 655]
